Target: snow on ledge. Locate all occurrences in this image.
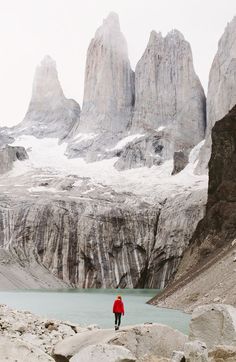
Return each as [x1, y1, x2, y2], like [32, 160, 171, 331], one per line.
[109, 134, 145, 151]
[73, 133, 97, 143]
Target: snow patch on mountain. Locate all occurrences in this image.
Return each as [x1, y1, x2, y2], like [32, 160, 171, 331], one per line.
[9, 136, 207, 200]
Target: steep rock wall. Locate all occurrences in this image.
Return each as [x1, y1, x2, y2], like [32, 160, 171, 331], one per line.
[150, 105, 236, 307]
[180, 105, 236, 271]
[0, 196, 159, 288]
[196, 16, 236, 174]
[0, 183, 206, 289]
[132, 30, 206, 146]
[78, 12, 134, 134]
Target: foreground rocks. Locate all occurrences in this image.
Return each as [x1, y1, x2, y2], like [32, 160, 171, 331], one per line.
[0, 304, 96, 359]
[208, 345, 236, 362]
[1, 303, 236, 361]
[0, 336, 54, 361]
[189, 304, 236, 349]
[53, 323, 187, 361]
[108, 324, 187, 360]
[170, 304, 236, 362]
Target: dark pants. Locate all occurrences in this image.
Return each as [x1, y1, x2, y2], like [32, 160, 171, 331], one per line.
[115, 312, 122, 326]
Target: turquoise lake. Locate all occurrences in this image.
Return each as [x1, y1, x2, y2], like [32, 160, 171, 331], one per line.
[0, 289, 190, 334]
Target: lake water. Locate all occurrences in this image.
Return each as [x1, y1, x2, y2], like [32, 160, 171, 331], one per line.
[0, 289, 190, 334]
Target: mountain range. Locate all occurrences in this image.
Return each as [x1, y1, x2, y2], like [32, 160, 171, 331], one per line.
[0, 13, 235, 306]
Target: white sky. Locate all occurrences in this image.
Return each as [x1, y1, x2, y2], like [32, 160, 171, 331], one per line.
[0, 0, 235, 126]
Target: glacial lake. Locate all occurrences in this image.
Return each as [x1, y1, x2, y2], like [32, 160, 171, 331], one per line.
[0, 289, 190, 334]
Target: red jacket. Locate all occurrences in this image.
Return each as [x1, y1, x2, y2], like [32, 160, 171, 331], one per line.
[113, 299, 124, 315]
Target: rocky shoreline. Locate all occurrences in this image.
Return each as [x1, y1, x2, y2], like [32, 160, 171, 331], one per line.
[0, 304, 97, 359]
[0, 303, 236, 361]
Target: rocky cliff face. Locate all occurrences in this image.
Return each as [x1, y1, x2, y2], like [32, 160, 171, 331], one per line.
[132, 30, 206, 145]
[14, 56, 81, 140]
[181, 105, 236, 269]
[196, 16, 236, 174]
[0, 194, 158, 288]
[68, 25, 206, 169]
[0, 187, 205, 289]
[113, 29, 206, 170]
[78, 12, 134, 134]
[150, 105, 236, 309]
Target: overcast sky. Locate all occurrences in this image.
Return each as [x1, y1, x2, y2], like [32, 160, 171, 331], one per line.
[0, 0, 235, 126]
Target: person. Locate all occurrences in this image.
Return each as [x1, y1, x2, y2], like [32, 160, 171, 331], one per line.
[112, 295, 124, 330]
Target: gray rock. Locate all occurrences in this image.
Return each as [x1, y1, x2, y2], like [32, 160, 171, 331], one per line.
[171, 351, 185, 362]
[114, 130, 188, 171]
[0, 145, 28, 174]
[0, 177, 207, 289]
[114, 133, 164, 170]
[147, 189, 207, 289]
[184, 340, 208, 362]
[53, 329, 116, 360]
[54, 324, 187, 361]
[189, 304, 236, 349]
[70, 343, 136, 362]
[208, 345, 236, 362]
[0, 335, 54, 361]
[172, 151, 189, 175]
[132, 30, 206, 147]
[13, 56, 80, 140]
[108, 323, 187, 359]
[78, 12, 134, 134]
[196, 16, 236, 174]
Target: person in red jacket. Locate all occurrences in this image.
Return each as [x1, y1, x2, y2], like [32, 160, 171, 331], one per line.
[113, 295, 125, 330]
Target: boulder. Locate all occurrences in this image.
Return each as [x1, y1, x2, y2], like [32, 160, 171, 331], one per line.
[0, 336, 54, 361]
[171, 350, 186, 361]
[172, 151, 189, 175]
[208, 345, 236, 362]
[184, 340, 208, 362]
[189, 304, 236, 349]
[53, 329, 116, 360]
[70, 343, 136, 362]
[0, 145, 28, 174]
[53, 324, 187, 361]
[108, 324, 187, 359]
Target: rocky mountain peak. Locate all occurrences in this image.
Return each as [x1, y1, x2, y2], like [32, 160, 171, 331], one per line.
[77, 12, 134, 134]
[13, 55, 80, 139]
[148, 30, 162, 43]
[132, 26, 206, 149]
[165, 29, 185, 41]
[98, 12, 120, 33]
[94, 12, 127, 56]
[30, 55, 64, 109]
